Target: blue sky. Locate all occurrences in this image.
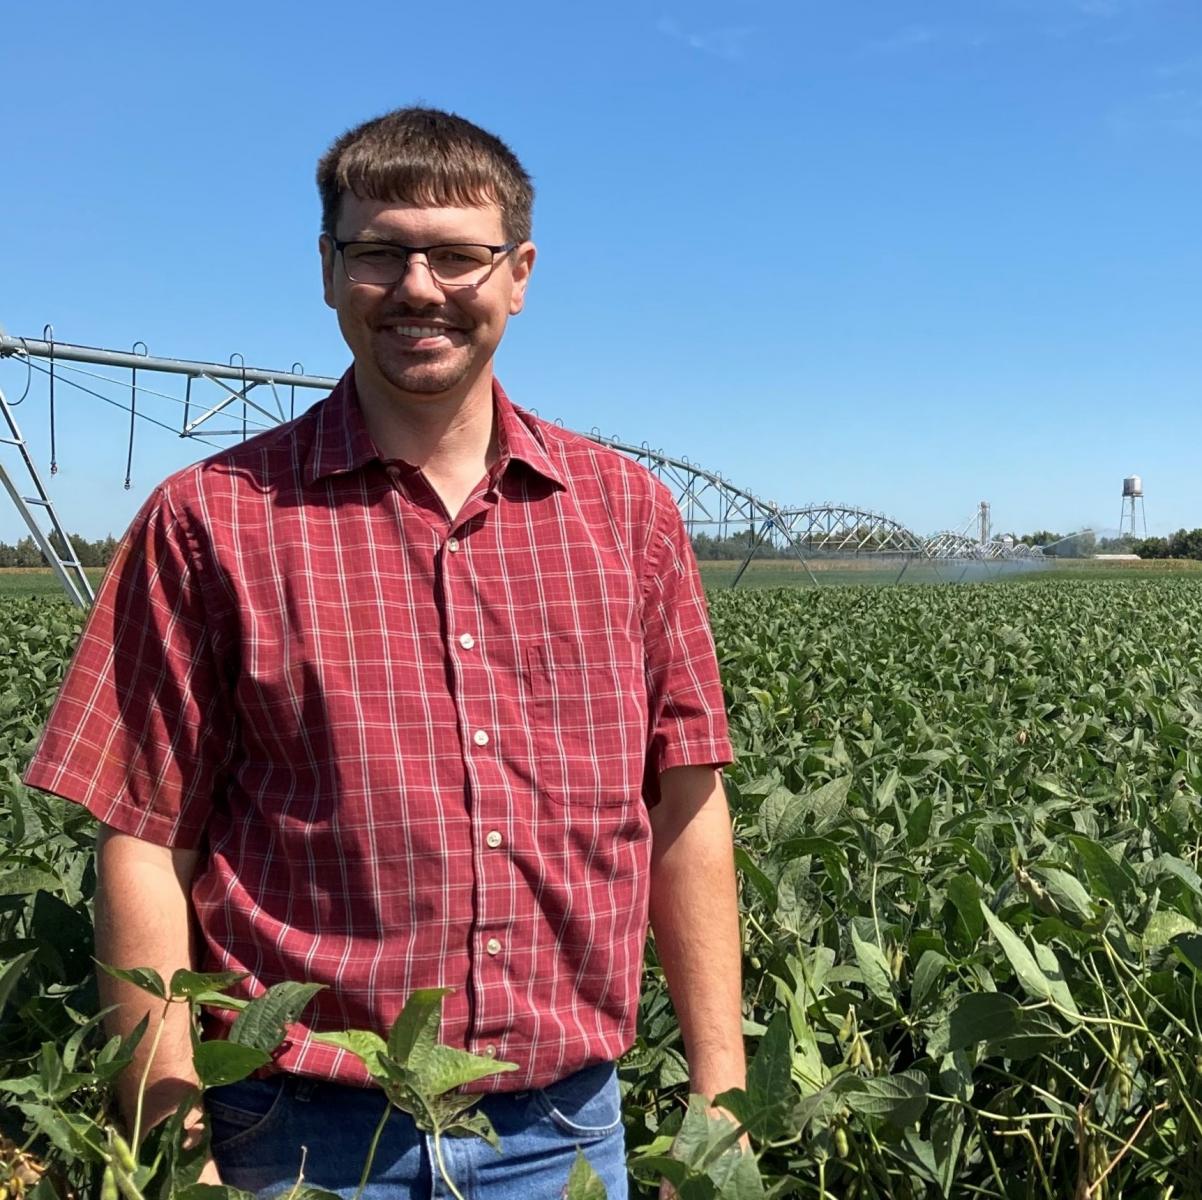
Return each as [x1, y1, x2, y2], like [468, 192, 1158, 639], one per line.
[2, 0, 1200, 543]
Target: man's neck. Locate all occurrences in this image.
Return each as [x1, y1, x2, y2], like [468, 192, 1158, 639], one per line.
[353, 365, 499, 519]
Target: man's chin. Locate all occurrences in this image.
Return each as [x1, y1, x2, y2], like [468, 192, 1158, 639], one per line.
[379, 366, 471, 399]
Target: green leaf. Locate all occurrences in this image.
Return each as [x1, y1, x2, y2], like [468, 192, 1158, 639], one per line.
[906, 795, 934, 848]
[228, 981, 324, 1053]
[808, 774, 853, 833]
[1030, 940, 1080, 1017]
[733, 846, 776, 908]
[946, 874, 984, 946]
[0, 867, 64, 896]
[564, 1150, 609, 1200]
[1143, 910, 1198, 948]
[851, 925, 895, 1007]
[174, 1186, 257, 1200]
[311, 1029, 389, 1080]
[746, 1011, 792, 1111]
[1068, 835, 1137, 906]
[988, 1008, 1066, 1060]
[37, 1041, 63, 1097]
[1147, 854, 1202, 897]
[758, 785, 807, 843]
[96, 962, 168, 1000]
[775, 860, 822, 938]
[1033, 867, 1096, 921]
[979, 901, 1060, 1006]
[192, 1040, 271, 1087]
[441, 1105, 503, 1150]
[0, 949, 37, 1016]
[15, 1102, 104, 1164]
[844, 1069, 929, 1127]
[1031, 776, 1071, 798]
[408, 1042, 518, 1094]
[947, 992, 1022, 1052]
[387, 986, 452, 1067]
[170, 968, 249, 1001]
[911, 950, 947, 1008]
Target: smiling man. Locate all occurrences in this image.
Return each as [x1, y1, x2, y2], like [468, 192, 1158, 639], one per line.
[25, 107, 743, 1198]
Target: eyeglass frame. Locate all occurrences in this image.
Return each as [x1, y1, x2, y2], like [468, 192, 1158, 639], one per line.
[329, 237, 521, 288]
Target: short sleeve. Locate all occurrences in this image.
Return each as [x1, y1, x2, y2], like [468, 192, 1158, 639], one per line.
[22, 484, 235, 848]
[641, 490, 733, 803]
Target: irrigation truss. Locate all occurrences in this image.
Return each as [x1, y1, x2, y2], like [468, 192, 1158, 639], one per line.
[0, 330, 1046, 606]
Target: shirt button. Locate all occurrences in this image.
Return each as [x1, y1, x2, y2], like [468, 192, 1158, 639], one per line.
[458, 632, 476, 650]
[473, 729, 490, 747]
[486, 937, 502, 956]
[447, 537, 460, 553]
[484, 1043, 497, 1058]
[486, 830, 503, 849]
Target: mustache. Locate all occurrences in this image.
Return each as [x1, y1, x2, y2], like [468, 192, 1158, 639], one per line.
[374, 307, 471, 325]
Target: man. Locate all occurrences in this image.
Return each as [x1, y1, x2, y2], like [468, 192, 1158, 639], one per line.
[25, 107, 743, 1198]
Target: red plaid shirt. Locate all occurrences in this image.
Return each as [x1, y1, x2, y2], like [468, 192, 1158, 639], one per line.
[25, 372, 732, 1091]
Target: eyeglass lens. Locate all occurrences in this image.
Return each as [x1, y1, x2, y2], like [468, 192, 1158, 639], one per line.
[342, 244, 497, 286]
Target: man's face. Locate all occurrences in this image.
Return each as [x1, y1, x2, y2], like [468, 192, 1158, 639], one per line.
[320, 194, 535, 402]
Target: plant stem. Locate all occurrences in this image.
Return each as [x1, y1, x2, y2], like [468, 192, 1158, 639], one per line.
[352, 1100, 392, 1200]
[131, 998, 171, 1150]
[432, 1128, 467, 1200]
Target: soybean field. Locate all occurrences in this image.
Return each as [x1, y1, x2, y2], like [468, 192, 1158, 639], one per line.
[2, 578, 1202, 1198]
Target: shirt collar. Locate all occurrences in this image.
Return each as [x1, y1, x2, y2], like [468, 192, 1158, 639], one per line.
[305, 370, 565, 492]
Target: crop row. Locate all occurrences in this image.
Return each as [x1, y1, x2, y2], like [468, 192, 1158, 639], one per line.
[2, 579, 1202, 1197]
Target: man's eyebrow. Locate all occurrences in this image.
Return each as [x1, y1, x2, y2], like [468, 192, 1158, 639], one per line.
[340, 234, 483, 246]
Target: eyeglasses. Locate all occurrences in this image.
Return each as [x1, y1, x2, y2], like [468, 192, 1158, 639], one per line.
[331, 238, 518, 288]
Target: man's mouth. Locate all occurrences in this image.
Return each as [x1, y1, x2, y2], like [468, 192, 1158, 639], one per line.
[388, 324, 455, 339]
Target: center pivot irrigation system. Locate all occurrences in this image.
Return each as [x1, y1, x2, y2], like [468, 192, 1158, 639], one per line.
[0, 330, 1046, 607]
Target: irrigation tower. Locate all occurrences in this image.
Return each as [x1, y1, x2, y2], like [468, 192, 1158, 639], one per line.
[1119, 475, 1147, 539]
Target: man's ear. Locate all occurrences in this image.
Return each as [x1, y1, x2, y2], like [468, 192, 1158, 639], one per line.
[508, 242, 537, 316]
[320, 234, 336, 309]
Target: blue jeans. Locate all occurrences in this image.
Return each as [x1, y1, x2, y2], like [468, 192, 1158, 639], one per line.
[206, 1062, 628, 1199]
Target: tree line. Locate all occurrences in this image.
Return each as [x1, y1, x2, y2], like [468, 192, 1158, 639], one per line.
[692, 528, 1202, 562]
[0, 533, 120, 568]
[1127, 529, 1202, 560]
[1010, 529, 1202, 560]
[2, 525, 1199, 569]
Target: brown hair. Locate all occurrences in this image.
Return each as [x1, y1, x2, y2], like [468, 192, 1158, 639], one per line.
[316, 107, 534, 242]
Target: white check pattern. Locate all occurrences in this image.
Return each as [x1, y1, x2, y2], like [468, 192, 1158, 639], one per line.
[25, 372, 732, 1091]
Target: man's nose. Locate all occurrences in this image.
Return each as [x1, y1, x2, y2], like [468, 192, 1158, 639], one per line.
[390, 254, 446, 304]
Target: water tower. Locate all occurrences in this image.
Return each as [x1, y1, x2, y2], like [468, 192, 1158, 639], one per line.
[1119, 475, 1147, 539]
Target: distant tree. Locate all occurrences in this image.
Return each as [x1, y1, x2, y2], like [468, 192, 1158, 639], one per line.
[96, 534, 119, 565]
[69, 533, 100, 568]
[690, 530, 789, 560]
[1020, 530, 1061, 548]
[0, 530, 121, 568]
[13, 536, 42, 567]
[1131, 536, 1168, 559]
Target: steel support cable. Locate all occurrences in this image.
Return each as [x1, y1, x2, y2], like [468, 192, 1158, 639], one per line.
[5, 342, 33, 406]
[19, 359, 225, 450]
[45, 325, 58, 474]
[11, 355, 278, 435]
[125, 342, 149, 490]
[230, 353, 247, 440]
[289, 363, 304, 420]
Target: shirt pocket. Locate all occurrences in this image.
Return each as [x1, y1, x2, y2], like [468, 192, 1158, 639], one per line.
[526, 639, 646, 807]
